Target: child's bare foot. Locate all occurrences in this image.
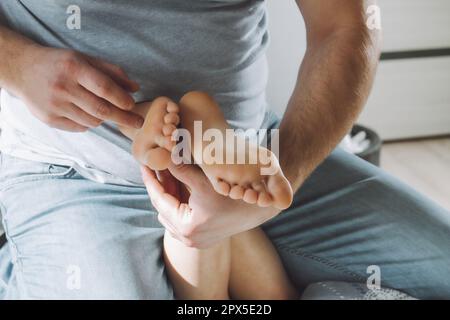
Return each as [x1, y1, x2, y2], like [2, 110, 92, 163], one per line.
[178, 91, 293, 210]
[127, 97, 180, 170]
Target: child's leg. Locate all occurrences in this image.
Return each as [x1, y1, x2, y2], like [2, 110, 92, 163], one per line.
[163, 230, 231, 300]
[229, 228, 299, 300]
[164, 226, 298, 300]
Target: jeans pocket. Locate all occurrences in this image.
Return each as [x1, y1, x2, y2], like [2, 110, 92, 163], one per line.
[0, 154, 76, 192]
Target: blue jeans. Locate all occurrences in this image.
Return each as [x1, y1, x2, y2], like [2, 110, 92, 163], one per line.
[0, 149, 449, 299]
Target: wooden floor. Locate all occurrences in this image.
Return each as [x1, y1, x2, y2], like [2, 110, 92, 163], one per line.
[381, 137, 450, 210]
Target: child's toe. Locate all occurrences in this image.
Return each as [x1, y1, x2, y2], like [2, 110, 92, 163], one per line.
[229, 185, 245, 200]
[155, 135, 174, 150]
[243, 189, 258, 204]
[251, 182, 265, 192]
[215, 180, 231, 196]
[163, 124, 177, 136]
[166, 101, 180, 113]
[257, 192, 273, 207]
[164, 113, 180, 125]
[267, 174, 293, 210]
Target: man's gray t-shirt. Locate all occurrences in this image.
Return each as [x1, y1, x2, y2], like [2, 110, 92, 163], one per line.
[0, 0, 271, 185]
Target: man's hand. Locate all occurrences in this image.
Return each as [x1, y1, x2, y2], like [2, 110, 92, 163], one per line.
[10, 46, 144, 132]
[141, 165, 280, 248]
[0, 24, 144, 132]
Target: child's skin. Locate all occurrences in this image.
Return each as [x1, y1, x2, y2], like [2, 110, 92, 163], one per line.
[119, 92, 297, 299]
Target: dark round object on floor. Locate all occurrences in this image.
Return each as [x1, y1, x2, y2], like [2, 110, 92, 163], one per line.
[351, 124, 382, 167]
[0, 233, 6, 249]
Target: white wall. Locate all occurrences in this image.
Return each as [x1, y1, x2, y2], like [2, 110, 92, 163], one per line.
[266, 0, 305, 117]
[266, 1, 450, 140]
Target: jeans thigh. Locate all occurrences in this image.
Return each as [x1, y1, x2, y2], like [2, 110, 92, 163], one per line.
[263, 148, 450, 299]
[0, 154, 173, 299]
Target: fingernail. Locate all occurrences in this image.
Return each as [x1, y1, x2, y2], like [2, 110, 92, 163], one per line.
[134, 117, 144, 128]
[127, 100, 136, 110]
[131, 82, 140, 92]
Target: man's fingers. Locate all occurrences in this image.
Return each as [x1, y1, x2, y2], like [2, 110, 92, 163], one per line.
[158, 215, 195, 247]
[158, 214, 179, 239]
[46, 117, 89, 132]
[101, 103, 143, 129]
[77, 63, 136, 111]
[141, 166, 165, 195]
[141, 166, 196, 244]
[168, 164, 207, 192]
[141, 166, 181, 212]
[60, 103, 103, 128]
[86, 56, 140, 93]
[156, 170, 180, 197]
[72, 86, 143, 129]
[159, 211, 196, 247]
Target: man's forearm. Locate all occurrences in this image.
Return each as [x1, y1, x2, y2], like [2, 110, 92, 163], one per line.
[279, 27, 381, 191]
[0, 25, 40, 91]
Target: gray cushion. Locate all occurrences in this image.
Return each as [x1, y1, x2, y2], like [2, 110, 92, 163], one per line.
[301, 281, 416, 300]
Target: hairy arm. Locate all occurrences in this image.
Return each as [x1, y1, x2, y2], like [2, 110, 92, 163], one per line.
[279, 0, 381, 190]
[0, 25, 38, 91]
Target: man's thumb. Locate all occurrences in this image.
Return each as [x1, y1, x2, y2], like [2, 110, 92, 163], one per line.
[168, 164, 206, 191]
